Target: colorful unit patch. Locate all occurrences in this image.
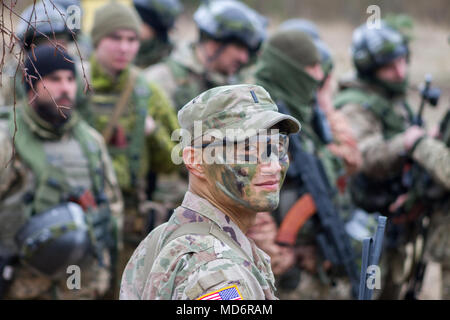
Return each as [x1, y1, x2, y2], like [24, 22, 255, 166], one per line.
[196, 285, 243, 300]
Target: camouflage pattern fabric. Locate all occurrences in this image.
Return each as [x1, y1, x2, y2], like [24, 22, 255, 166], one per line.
[0, 106, 123, 300]
[336, 74, 412, 178]
[143, 43, 233, 111]
[120, 191, 277, 300]
[412, 137, 450, 190]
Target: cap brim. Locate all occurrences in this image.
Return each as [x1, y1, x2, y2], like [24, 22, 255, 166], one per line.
[204, 110, 301, 142]
[250, 110, 301, 134]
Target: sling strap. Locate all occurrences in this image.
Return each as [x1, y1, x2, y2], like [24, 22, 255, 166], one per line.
[142, 221, 252, 279]
[101, 68, 138, 143]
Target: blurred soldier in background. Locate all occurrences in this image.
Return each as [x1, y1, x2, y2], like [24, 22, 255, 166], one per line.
[144, 0, 267, 111]
[0, 45, 123, 299]
[79, 1, 179, 295]
[1, 0, 77, 106]
[278, 19, 362, 174]
[402, 109, 450, 299]
[133, 0, 183, 68]
[333, 21, 431, 299]
[248, 29, 365, 299]
[0, 0, 92, 133]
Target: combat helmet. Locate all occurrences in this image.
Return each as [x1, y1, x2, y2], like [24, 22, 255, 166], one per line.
[351, 21, 409, 77]
[133, 0, 183, 40]
[17, 0, 74, 50]
[194, 0, 268, 53]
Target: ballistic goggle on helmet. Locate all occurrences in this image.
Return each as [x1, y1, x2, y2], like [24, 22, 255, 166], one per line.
[15, 202, 92, 278]
[351, 21, 409, 76]
[194, 0, 268, 52]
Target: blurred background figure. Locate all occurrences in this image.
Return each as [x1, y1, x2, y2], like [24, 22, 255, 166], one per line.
[0, 45, 123, 300]
[279, 18, 363, 174]
[80, 1, 179, 297]
[144, 0, 268, 111]
[133, 0, 183, 68]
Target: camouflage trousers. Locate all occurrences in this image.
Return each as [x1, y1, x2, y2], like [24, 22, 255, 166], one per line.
[4, 253, 111, 300]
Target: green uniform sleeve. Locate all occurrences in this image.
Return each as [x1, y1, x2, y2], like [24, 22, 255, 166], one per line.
[146, 82, 180, 174]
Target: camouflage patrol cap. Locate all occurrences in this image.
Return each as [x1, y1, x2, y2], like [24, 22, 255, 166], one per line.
[178, 84, 301, 142]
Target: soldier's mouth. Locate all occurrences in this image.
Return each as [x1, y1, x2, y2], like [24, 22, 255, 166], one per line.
[253, 180, 279, 191]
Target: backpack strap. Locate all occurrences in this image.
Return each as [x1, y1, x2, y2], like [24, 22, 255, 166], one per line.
[128, 70, 151, 185]
[334, 87, 411, 139]
[141, 222, 168, 281]
[142, 221, 252, 277]
[102, 68, 138, 143]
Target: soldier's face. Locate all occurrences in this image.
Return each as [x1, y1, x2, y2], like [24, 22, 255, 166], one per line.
[304, 63, 325, 81]
[31, 70, 77, 123]
[96, 29, 140, 73]
[376, 56, 408, 83]
[203, 137, 289, 212]
[213, 42, 250, 76]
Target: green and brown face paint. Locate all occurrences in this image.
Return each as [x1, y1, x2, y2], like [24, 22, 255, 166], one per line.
[204, 154, 289, 212]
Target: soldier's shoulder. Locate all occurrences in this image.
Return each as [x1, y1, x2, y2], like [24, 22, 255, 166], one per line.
[77, 117, 108, 149]
[143, 61, 174, 83]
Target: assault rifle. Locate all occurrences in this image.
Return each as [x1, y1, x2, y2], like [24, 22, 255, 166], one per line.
[412, 74, 440, 127]
[402, 74, 441, 299]
[276, 102, 360, 299]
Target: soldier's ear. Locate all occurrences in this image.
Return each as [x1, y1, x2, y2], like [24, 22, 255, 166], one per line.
[183, 146, 206, 179]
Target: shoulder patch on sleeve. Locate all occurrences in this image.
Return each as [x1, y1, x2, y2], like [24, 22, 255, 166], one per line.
[196, 284, 243, 300]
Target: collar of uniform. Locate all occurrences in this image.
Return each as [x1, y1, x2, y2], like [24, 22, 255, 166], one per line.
[90, 54, 131, 93]
[171, 43, 230, 86]
[180, 191, 254, 261]
[21, 102, 79, 140]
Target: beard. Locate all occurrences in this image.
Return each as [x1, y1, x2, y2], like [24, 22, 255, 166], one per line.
[34, 95, 74, 128]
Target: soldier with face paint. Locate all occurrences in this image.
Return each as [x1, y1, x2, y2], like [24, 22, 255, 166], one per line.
[119, 84, 300, 300]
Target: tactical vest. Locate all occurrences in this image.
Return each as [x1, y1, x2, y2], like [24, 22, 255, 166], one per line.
[88, 67, 152, 192]
[334, 87, 414, 214]
[0, 107, 114, 259]
[334, 87, 414, 139]
[166, 58, 210, 111]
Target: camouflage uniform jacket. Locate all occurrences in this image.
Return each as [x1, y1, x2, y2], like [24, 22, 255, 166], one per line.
[120, 191, 277, 300]
[143, 43, 232, 111]
[411, 137, 450, 190]
[335, 74, 413, 178]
